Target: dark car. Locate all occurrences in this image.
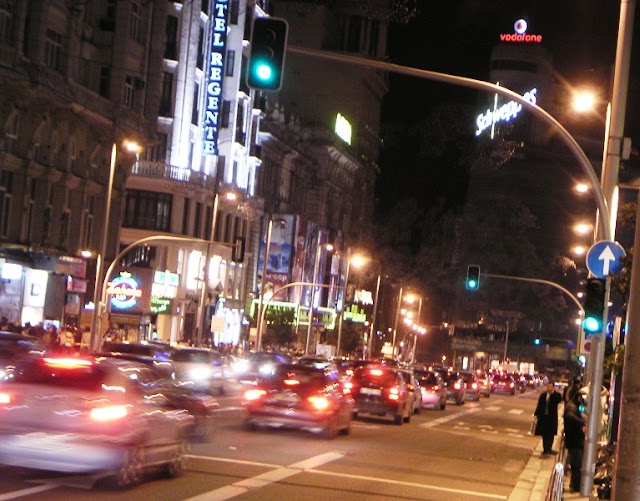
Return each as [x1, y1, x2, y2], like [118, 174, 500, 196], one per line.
[348, 366, 413, 425]
[0, 355, 195, 488]
[0, 331, 44, 381]
[243, 363, 353, 438]
[414, 368, 446, 410]
[492, 374, 517, 395]
[98, 341, 176, 379]
[234, 351, 293, 384]
[459, 371, 481, 401]
[436, 368, 466, 405]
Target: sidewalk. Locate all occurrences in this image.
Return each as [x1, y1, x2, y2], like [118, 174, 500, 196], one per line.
[508, 433, 595, 500]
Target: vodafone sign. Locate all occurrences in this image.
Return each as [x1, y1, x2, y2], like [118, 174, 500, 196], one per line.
[499, 19, 542, 43]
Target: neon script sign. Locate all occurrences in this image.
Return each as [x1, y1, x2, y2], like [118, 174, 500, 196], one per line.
[499, 19, 542, 43]
[202, 0, 229, 155]
[107, 271, 143, 310]
[475, 88, 537, 137]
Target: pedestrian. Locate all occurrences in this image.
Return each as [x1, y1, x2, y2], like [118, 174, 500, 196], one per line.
[564, 390, 586, 492]
[534, 381, 563, 455]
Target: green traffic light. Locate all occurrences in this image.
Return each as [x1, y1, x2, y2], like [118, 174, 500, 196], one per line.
[467, 279, 477, 289]
[583, 316, 602, 334]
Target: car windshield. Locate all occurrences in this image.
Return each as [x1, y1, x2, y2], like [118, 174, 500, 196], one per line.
[268, 365, 328, 387]
[416, 372, 438, 385]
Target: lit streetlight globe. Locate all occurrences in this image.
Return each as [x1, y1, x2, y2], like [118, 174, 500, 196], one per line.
[572, 91, 596, 113]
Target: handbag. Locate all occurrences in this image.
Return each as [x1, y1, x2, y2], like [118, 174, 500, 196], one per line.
[530, 416, 538, 434]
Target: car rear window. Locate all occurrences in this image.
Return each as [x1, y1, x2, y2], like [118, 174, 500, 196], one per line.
[416, 372, 438, 385]
[353, 367, 398, 386]
[268, 366, 326, 386]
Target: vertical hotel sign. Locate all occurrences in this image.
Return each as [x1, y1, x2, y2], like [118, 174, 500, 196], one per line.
[203, 0, 229, 155]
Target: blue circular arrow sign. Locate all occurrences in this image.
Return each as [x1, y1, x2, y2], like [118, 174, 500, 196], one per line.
[586, 240, 626, 278]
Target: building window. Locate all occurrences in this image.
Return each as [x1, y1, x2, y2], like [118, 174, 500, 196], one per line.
[194, 202, 202, 238]
[67, 135, 76, 172]
[0, 170, 12, 238]
[164, 15, 178, 60]
[226, 50, 235, 77]
[44, 28, 62, 70]
[99, 66, 110, 98]
[50, 131, 59, 166]
[123, 190, 172, 231]
[0, 1, 13, 45]
[129, 0, 142, 41]
[221, 100, 231, 128]
[197, 28, 204, 69]
[81, 196, 94, 249]
[191, 83, 200, 125]
[123, 76, 134, 108]
[205, 204, 212, 240]
[229, 0, 239, 25]
[182, 197, 190, 235]
[144, 133, 167, 162]
[4, 110, 18, 155]
[159, 72, 173, 116]
[21, 178, 35, 241]
[59, 209, 70, 248]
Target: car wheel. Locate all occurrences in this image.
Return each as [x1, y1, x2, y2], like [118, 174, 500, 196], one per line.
[394, 414, 403, 425]
[404, 408, 411, 423]
[113, 445, 144, 488]
[321, 415, 338, 440]
[414, 403, 422, 414]
[440, 401, 446, 410]
[352, 411, 359, 419]
[340, 418, 352, 436]
[165, 440, 188, 478]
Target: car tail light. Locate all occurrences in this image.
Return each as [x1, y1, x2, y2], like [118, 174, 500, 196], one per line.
[432, 385, 439, 392]
[509, 382, 514, 388]
[244, 388, 267, 401]
[43, 357, 93, 369]
[370, 369, 383, 376]
[0, 391, 12, 404]
[284, 379, 300, 386]
[454, 382, 462, 390]
[342, 381, 353, 394]
[387, 386, 400, 401]
[472, 383, 478, 389]
[308, 396, 330, 410]
[90, 405, 129, 422]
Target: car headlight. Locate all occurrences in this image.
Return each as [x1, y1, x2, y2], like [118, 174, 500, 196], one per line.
[233, 360, 249, 374]
[189, 366, 213, 381]
[259, 363, 275, 375]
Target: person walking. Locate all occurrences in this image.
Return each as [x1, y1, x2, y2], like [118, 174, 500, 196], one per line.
[564, 390, 586, 492]
[534, 381, 563, 455]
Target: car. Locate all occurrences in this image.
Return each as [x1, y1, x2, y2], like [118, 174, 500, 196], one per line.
[242, 363, 353, 438]
[414, 368, 447, 410]
[459, 371, 481, 401]
[397, 368, 422, 414]
[348, 365, 413, 425]
[492, 374, 517, 395]
[0, 354, 195, 488]
[234, 351, 293, 384]
[169, 346, 227, 395]
[477, 371, 493, 397]
[436, 368, 466, 405]
[295, 354, 335, 370]
[100, 341, 172, 362]
[0, 331, 44, 381]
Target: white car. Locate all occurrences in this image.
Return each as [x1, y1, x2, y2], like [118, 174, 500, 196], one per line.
[170, 347, 227, 395]
[0, 355, 194, 488]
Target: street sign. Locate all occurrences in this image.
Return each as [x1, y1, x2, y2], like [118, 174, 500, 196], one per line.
[586, 240, 626, 278]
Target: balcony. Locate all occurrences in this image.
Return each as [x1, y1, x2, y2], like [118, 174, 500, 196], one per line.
[130, 160, 216, 190]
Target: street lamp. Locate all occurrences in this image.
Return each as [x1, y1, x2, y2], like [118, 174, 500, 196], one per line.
[305, 240, 333, 355]
[195, 190, 237, 347]
[89, 139, 141, 352]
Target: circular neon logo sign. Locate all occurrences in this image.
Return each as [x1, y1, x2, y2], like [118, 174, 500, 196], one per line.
[107, 272, 142, 309]
[514, 19, 527, 34]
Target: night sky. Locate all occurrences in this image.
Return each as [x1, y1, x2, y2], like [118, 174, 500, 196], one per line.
[377, 1, 635, 213]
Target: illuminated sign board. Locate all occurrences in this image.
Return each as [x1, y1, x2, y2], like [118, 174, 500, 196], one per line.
[107, 271, 143, 310]
[354, 289, 373, 305]
[202, 0, 229, 155]
[152, 270, 179, 298]
[151, 297, 173, 314]
[499, 19, 542, 43]
[343, 304, 367, 323]
[335, 113, 352, 145]
[475, 88, 537, 138]
[250, 299, 336, 329]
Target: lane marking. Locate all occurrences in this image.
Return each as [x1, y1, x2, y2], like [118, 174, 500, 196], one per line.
[508, 409, 524, 415]
[185, 453, 507, 500]
[421, 406, 481, 428]
[485, 406, 501, 411]
[0, 485, 58, 500]
[184, 452, 344, 501]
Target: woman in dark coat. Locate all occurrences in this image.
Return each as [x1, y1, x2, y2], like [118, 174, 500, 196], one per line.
[534, 382, 563, 454]
[564, 392, 586, 492]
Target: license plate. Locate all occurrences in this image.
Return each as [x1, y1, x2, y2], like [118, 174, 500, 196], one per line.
[273, 393, 299, 403]
[360, 388, 381, 396]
